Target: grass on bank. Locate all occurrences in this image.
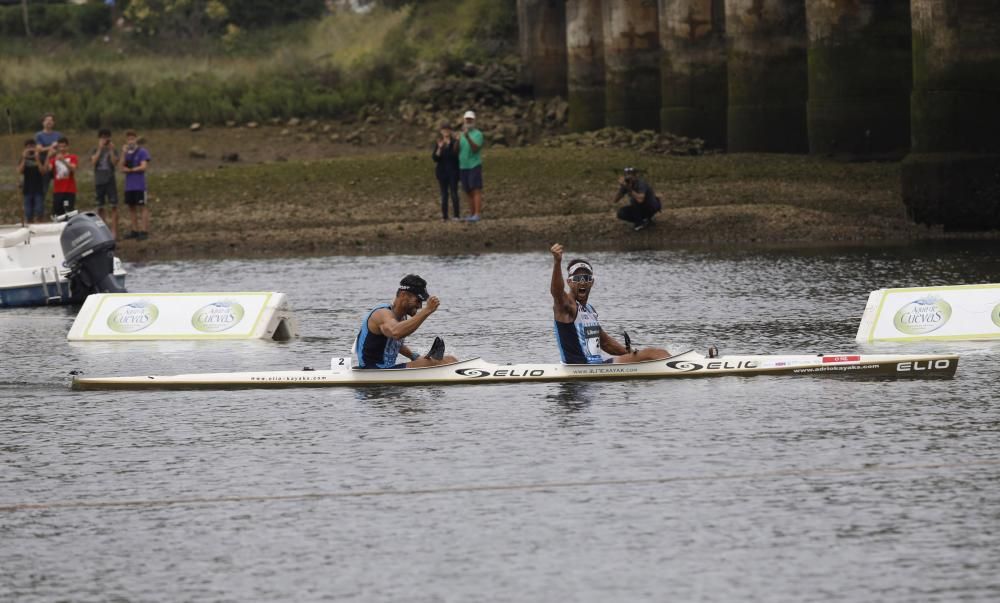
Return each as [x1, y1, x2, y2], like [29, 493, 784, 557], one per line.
[0, 0, 517, 133]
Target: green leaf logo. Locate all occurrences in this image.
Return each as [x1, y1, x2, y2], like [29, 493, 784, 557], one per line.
[107, 302, 159, 333]
[191, 301, 245, 332]
[892, 296, 952, 335]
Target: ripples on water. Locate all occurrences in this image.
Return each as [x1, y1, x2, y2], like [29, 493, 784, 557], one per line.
[2, 243, 999, 601]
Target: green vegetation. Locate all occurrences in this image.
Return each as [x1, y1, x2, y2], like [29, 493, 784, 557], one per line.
[0, 0, 517, 133]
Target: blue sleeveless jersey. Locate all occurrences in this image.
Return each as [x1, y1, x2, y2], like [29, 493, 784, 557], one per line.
[554, 302, 608, 364]
[355, 303, 404, 368]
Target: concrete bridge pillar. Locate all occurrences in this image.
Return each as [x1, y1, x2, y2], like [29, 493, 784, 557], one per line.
[516, 0, 568, 98]
[567, 0, 606, 131]
[806, 0, 911, 157]
[725, 0, 808, 152]
[902, 0, 1000, 230]
[603, 0, 661, 131]
[658, 0, 727, 148]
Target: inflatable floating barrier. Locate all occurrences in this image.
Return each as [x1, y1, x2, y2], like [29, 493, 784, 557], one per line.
[857, 284, 1000, 343]
[67, 292, 298, 341]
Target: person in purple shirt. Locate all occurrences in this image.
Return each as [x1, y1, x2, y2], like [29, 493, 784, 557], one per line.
[34, 113, 62, 204]
[120, 129, 151, 240]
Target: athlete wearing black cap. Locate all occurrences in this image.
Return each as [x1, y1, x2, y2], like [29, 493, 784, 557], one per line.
[354, 274, 457, 369]
[549, 243, 670, 364]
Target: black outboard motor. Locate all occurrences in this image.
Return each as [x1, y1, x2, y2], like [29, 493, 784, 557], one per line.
[60, 212, 126, 303]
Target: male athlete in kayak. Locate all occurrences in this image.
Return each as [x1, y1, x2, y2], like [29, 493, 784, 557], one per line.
[550, 243, 671, 364]
[355, 274, 458, 369]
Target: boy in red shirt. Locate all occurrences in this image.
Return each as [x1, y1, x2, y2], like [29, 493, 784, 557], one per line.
[40, 136, 78, 216]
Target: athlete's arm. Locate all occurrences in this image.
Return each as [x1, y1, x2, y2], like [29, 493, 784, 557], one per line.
[599, 328, 629, 356]
[399, 345, 417, 360]
[379, 297, 440, 340]
[549, 244, 575, 320]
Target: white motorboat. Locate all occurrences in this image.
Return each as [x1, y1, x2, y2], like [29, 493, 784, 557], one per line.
[0, 215, 126, 308]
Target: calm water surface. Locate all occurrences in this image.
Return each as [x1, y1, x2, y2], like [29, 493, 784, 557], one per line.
[2, 244, 999, 601]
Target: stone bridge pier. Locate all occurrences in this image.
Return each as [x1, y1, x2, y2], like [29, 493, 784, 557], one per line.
[725, 0, 808, 152]
[806, 0, 912, 157]
[902, 0, 1000, 230]
[567, 0, 606, 131]
[516, 0, 568, 98]
[603, 0, 661, 131]
[658, 0, 727, 148]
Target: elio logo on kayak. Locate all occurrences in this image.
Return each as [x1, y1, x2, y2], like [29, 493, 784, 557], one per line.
[191, 301, 245, 332]
[896, 359, 952, 371]
[455, 368, 545, 378]
[665, 360, 759, 372]
[107, 302, 159, 333]
[893, 295, 952, 335]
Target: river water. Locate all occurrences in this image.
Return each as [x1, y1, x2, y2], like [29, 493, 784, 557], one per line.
[2, 244, 999, 601]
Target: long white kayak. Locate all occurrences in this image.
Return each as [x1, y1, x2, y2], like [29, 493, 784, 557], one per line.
[71, 350, 959, 390]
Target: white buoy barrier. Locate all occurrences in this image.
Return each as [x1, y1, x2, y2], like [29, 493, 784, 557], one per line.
[68, 292, 299, 341]
[856, 284, 1000, 343]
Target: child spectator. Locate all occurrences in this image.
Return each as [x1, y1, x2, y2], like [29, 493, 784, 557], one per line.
[120, 130, 151, 240]
[90, 129, 120, 238]
[40, 137, 78, 216]
[17, 140, 45, 224]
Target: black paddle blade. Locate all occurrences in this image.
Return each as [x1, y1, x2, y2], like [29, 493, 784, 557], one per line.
[425, 336, 445, 361]
[623, 331, 632, 352]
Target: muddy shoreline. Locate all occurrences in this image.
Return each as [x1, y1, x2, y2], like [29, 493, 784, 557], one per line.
[3, 126, 996, 262]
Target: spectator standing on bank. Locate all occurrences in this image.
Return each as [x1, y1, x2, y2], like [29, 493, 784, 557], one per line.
[17, 140, 45, 224]
[613, 167, 662, 231]
[34, 113, 62, 205]
[432, 122, 460, 221]
[90, 129, 120, 238]
[39, 137, 78, 216]
[458, 110, 484, 223]
[120, 130, 151, 240]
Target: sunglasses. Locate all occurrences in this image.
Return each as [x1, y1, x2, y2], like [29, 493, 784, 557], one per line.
[569, 274, 594, 283]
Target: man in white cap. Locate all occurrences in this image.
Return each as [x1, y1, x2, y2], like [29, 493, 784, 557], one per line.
[458, 110, 484, 222]
[549, 243, 671, 364]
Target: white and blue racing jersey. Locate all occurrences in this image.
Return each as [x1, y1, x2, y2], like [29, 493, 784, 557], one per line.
[355, 303, 404, 368]
[554, 302, 610, 364]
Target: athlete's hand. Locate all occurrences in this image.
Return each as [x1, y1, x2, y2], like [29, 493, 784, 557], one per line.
[424, 296, 441, 313]
[550, 243, 563, 262]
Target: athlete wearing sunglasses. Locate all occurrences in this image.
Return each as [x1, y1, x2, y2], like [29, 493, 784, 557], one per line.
[549, 243, 671, 364]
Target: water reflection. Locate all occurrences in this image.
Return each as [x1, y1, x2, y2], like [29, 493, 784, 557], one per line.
[352, 385, 434, 416]
[546, 382, 596, 416]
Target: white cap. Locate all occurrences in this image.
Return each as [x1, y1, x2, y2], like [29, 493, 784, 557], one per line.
[463, 110, 476, 120]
